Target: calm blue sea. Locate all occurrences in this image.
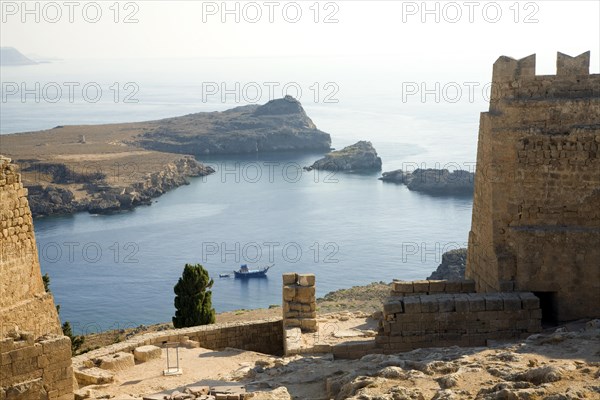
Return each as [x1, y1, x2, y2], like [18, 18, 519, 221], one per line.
[1, 57, 482, 334]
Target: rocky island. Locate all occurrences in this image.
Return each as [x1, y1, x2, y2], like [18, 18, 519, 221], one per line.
[0, 47, 38, 66]
[305, 141, 382, 172]
[1, 97, 331, 217]
[380, 168, 474, 195]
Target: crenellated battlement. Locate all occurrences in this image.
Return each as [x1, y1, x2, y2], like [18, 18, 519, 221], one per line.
[490, 51, 598, 106]
[492, 51, 591, 83]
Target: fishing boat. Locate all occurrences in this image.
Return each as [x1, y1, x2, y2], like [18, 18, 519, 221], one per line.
[219, 273, 231, 278]
[233, 264, 272, 278]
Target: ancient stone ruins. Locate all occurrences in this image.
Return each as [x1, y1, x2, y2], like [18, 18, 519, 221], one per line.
[1, 51, 598, 399]
[0, 156, 74, 400]
[466, 51, 599, 322]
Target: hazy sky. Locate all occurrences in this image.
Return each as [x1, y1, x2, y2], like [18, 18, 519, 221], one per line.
[1, 1, 599, 73]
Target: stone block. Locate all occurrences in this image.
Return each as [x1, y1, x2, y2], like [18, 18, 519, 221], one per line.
[420, 296, 439, 313]
[284, 319, 301, 328]
[74, 367, 114, 386]
[297, 274, 315, 287]
[428, 280, 446, 292]
[383, 300, 403, 315]
[444, 281, 462, 293]
[402, 297, 421, 314]
[461, 280, 476, 293]
[282, 273, 297, 285]
[502, 295, 522, 311]
[485, 295, 503, 311]
[439, 297, 455, 312]
[97, 352, 134, 371]
[295, 286, 315, 302]
[468, 294, 486, 312]
[392, 281, 413, 294]
[300, 319, 318, 332]
[134, 345, 161, 362]
[454, 294, 470, 312]
[412, 280, 429, 293]
[519, 292, 540, 309]
[282, 286, 295, 302]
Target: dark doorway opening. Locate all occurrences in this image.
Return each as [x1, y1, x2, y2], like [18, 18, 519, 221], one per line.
[533, 292, 558, 325]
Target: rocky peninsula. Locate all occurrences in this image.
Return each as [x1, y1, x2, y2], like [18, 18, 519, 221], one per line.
[134, 96, 331, 155]
[305, 141, 382, 172]
[1, 97, 331, 217]
[380, 168, 474, 195]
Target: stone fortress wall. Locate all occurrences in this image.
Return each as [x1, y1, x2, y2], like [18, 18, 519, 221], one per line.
[1, 156, 74, 400]
[466, 51, 600, 322]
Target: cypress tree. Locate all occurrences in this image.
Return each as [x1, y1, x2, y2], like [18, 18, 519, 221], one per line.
[173, 263, 216, 328]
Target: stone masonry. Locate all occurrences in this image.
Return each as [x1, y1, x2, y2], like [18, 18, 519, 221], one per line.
[376, 279, 542, 353]
[282, 273, 317, 332]
[377, 291, 542, 352]
[466, 51, 600, 322]
[1, 156, 74, 400]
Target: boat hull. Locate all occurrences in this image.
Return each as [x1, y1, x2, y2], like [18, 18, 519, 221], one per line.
[233, 270, 268, 278]
[233, 265, 271, 278]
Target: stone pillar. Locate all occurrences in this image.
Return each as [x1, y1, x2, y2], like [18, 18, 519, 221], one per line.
[282, 273, 317, 332]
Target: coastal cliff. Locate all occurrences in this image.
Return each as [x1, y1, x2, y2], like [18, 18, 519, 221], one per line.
[24, 156, 213, 217]
[134, 96, 331, 155]
[1, 97, 329, 217]
[305, 141, 382, 172]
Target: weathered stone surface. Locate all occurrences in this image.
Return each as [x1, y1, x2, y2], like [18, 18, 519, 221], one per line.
[376, 292, 541, 352]
[133, 345, 162, 362]
[97, 352, 135, 371]
[74, 367, 114, 386]
[297, 274, 315, 287]
[1, 158, 73, 400]
[282, 273, 318, 352]
[466, 52, 600, 322]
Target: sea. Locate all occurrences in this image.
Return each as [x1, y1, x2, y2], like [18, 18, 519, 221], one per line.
[0, 56, 485, 334]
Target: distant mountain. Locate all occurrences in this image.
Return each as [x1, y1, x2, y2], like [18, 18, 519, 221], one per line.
[1, 47, 38, 66]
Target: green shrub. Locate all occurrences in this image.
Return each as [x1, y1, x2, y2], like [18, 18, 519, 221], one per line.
[173, 264, 216, 328]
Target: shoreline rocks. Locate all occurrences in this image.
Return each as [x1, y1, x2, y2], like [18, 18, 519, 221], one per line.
[305, 141, 382, 172]
[26, 156, 214, 218]
[380, 168, 474, 195]
[426, 248, 467, 281]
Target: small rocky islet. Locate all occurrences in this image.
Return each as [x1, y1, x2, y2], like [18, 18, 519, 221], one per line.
[380, 168, 474, 195]
[304, 141, 383, 172]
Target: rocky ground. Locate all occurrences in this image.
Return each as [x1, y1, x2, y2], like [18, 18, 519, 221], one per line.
[380, 169, 474, 196]
[72, 258, 600, 400]
[1, 97, 330, 217]
[305, 141, 382, 172]
[76, 317, 600, 400]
